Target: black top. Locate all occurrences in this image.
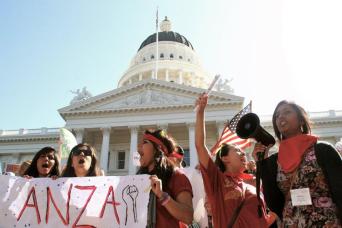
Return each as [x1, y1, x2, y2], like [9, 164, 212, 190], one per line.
[138, 31, 194, 51]
[261, 142, 342, 227]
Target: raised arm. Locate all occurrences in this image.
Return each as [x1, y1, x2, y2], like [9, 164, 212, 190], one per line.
[195, 93, 211, 169]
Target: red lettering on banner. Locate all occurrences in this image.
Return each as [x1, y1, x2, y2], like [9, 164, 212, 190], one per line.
[72, 185, 97, 228]
[99, 186, 121, 224]
[17, 186, 41, 224]
[46, 184, 73, 225]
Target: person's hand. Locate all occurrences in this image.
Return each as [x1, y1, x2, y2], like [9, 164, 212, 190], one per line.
[266, 211, 278, 227]
[252, 143, 271, 161]
[23, 175, 33, 179]
[195, 93, 208, 113]
[150, 175, 163, 198]
[50, 175, 58, 180]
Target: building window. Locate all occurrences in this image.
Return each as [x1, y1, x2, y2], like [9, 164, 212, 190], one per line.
[183, 148, 190, 167]
[188, 58, 191, 62]
[143, 57, 146, 62]
[160, 53, 164, 58]
[170, 54, 174, 59]
[151, 55, 154, 60]
[117, 151, 126, 169]
[179, 56, 183, 59]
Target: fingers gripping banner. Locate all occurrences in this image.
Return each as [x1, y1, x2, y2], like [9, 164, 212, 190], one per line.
[0, 175, 150, 228]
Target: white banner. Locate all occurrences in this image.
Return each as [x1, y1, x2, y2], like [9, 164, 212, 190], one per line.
[0, 175, 150, 228]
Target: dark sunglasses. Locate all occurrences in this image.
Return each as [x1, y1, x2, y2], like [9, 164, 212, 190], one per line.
[39, 154, 55, 160]
[73, 149, 92, 156]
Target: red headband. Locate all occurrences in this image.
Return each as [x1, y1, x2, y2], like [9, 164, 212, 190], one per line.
[143, 134, 169, 155]
[170, 151, 184, 159]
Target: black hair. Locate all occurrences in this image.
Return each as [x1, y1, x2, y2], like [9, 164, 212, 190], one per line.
[136, 129, 176, 190]
[214, 143, 235, 172]
[272, 100, 311, 140]
[24, 147, 60, 177]
[62, 143, 101, 177]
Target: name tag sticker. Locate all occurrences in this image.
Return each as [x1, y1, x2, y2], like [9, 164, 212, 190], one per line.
[290, 188, 312, 206]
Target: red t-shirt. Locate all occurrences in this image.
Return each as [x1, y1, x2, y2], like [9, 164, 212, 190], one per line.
[201, 159, 268, 228]
[156, 169, 193, 228]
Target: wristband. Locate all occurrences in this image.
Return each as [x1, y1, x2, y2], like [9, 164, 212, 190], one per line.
[158, 192, 171, 206]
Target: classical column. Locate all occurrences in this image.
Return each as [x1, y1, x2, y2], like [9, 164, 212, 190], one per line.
[151, 70, 155, 79]
[187, 123, 197, 167]
[139, 73, 143, 81]
[216, 121, 226, 139]
[129, 126, 139, 175]
[165, 69, 169, 81]
[178, 71, 183, 84]
[100, 128, 111, 174]
[74, 128, 84, 144]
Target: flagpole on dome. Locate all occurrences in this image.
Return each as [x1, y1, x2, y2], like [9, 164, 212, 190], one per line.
[155, 6, 159, 80]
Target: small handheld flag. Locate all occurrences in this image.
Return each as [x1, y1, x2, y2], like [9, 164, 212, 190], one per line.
[210, 101, 252, 154]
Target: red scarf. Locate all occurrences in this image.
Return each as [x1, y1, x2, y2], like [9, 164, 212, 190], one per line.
[278, 134, 318, 173]
[225, 172, 254, 180]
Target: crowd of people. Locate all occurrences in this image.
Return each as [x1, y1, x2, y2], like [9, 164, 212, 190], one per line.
[3, 93, 342, 228]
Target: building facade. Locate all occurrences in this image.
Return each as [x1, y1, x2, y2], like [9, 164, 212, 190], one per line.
[1, 17, 342, 175]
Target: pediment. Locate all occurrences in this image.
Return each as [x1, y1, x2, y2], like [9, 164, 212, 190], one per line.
[58, 79, 244, 116]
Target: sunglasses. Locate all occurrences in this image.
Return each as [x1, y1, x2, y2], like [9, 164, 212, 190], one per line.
[73, 149, 92, 156]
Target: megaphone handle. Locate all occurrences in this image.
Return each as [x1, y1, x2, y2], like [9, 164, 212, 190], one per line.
[257, 150, 265, 161]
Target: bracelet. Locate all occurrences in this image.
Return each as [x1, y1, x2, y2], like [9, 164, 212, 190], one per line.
[158, 192, 171, 206]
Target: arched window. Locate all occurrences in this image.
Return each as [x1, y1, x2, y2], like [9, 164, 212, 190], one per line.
[160, 53, 164, 58]
[179, 56, 183, 59]
[151, 55, 154, 59]
[143, 57, 146, 62]
[170, 54, 174, 59]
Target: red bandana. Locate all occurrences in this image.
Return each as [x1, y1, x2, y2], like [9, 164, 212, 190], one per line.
[143, 134, 169, 155]
[170, 151, 184, 159]
[278, 134, 318, 173]
[225, 172, 254, 181]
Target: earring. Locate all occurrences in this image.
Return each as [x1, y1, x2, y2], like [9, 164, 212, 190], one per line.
[280, 134, 283, 141]
[301, 125, 304, 133]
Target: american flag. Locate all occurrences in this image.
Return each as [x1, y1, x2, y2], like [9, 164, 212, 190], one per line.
[210, 101, 252, 154]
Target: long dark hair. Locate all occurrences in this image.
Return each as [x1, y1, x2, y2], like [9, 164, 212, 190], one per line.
[24, 147, 60, 177]
[215, 143, 235, 172]
[62, 143, 101, 177]
[136, 129, 176, 189]
[272, 100, 311, 140]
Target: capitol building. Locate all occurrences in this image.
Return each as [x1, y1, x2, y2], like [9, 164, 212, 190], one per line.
[1, 17, 342, 175]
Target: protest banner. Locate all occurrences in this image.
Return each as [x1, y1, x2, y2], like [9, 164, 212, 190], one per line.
[0, 175, 150, 228]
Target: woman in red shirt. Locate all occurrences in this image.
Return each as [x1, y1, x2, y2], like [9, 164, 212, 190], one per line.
[137, 129, 194, 227]
[195, 93, 276, 228]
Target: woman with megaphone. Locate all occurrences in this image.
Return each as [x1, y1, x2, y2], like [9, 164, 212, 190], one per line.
[252, 100, 342, 227]
[195, 93, 276, 228]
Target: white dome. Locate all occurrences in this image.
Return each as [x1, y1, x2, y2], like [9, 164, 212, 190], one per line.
[117, 17, 209, 89]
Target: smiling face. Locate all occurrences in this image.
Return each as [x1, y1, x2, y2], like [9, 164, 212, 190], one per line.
[36, 151, 56, 177]
[275, 103, 302, 139]
[138, 140, 156, 172]
[221, 146, 247, 174]
[71, 145, 93, 177]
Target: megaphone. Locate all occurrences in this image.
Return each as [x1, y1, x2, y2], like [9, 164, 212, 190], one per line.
[236, 113, 275, 147]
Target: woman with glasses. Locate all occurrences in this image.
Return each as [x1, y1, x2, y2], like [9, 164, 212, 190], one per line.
[62, 143, 101, 177]
[195, 93, 276, 228]
[24, 147, 60, 178]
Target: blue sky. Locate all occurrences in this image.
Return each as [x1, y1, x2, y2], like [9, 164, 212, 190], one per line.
[1, 0, 342, 130]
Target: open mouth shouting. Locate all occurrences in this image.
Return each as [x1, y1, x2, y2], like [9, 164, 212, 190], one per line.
[78, 158, 85, 164]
